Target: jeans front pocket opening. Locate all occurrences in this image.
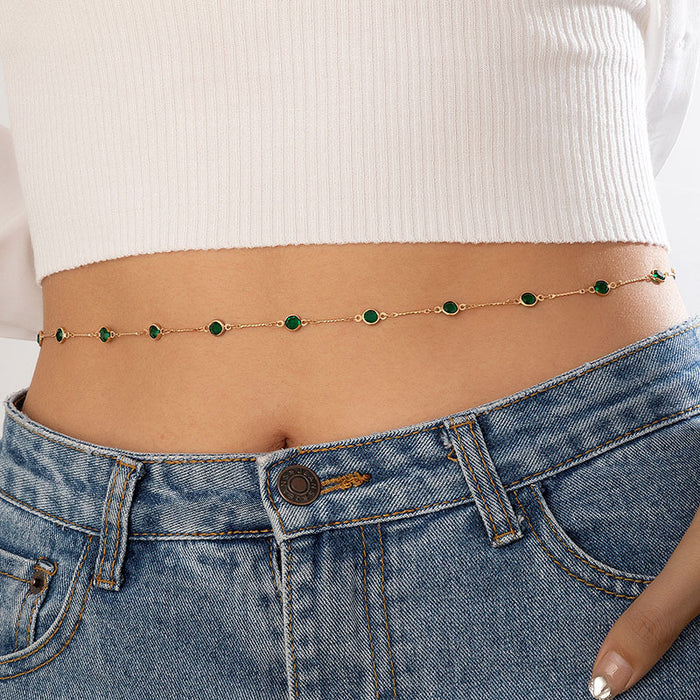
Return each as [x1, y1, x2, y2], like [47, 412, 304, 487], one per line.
[511, 481, 654, 601]
[0, 532, 97, 681]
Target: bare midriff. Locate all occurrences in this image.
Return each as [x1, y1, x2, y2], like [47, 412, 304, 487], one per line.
[21, 241, 688, 454]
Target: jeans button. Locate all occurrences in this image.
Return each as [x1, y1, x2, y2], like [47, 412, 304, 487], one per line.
[277, 464, 321, 505]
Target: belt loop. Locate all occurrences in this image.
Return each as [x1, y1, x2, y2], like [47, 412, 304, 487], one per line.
[92, 456, 145, 591]
[444, 414, 523, 547]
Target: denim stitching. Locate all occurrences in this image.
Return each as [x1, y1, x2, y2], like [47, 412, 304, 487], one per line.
[268, 538, 281, 602]
[0, 570, 31, 583]
[99, 463, 137, 587]
[266, 467, 288, 534]
[512, 490, 642, 600]
[131, 527, 274, 537]
[466, 419, 517, 536]
[448, 417, 514, 541]
[528, 483, 650, 584]
[13, 590, 30, 652]
[503, 403, 700, 488]
[0, 534, 94, 674]
[94, 467, 120, 585]
[25, 595, 41, 646]
[376, 522, 398, 699]
[359, 526, 381, 699]
[285, 540, 300, 699]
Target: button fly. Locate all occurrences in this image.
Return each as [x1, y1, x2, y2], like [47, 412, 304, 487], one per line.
[277, 464, 321, 505]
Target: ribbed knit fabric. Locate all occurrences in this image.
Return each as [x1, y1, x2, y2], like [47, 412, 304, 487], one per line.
[0, 1, 679, 285]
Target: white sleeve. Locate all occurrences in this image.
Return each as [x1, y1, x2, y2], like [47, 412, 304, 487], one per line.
[645, 0, 700, 177]
[0, 124, 43, 342]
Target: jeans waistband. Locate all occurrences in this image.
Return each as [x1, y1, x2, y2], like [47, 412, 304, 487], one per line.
[2, 313, 700, 589]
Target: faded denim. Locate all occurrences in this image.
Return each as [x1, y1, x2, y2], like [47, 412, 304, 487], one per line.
[1, 314, 700, 699]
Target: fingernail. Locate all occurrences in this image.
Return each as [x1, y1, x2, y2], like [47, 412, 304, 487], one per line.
[588, 650, 634, 698]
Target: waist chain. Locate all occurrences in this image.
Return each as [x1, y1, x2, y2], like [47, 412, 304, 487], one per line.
[36, 267, 675, 346]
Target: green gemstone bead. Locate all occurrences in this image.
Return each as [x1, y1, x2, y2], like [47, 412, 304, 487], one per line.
[208, 320, 224, 336]
[442, 301, 459, 315]
[56, 328, 65, 343]
[99, 326, 113, 342]
[284, 315, 302, 330]
[593, 280, 610, 295]
[520, 292, 537, 306]
[362, 309, 380, 324]
[149, 324, 162, 340]
[36, 332, 43, 346]
[651, 269, 665, 283]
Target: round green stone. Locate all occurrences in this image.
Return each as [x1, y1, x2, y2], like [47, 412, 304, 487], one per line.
[651, 269, 665, 283]
[284, 315, 302, 330]
[208, 320, 224, 336]
[56, 328, 65, 343]
[36, 332, 42, 346]
[99, 326, 112, 342]
[520, 292, 537, 306]
[442, 301, 459, 315]
[593, 280, 610, 295]
[362, 309, 380, 324]
[149, 324, 162, 339]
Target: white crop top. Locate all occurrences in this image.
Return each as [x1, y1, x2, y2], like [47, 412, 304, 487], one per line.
[0, 0, 698, 341]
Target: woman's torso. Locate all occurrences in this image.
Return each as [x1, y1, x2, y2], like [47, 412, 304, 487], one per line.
[20, 241, 688, 453]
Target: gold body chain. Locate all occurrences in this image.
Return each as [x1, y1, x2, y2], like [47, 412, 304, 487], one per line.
[36, 267, 675, 345]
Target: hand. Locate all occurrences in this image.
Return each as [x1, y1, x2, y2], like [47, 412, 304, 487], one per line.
[587, 506, 700, 698]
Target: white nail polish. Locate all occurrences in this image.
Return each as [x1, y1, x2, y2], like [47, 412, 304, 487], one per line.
[588, 674, 612, 699]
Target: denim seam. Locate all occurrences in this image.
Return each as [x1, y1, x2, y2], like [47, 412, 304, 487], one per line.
[0, 534, 95, 678]
[12, 591, 30, 653]
[359, 526, 381, 699]
[529, 483, 651, 584]
[376, 521, 399, 699]
[0, 570, 31, 583]
[503, 402, 700, 488]
[25, 596, 40, 647]
[447, 417, 514, 541]
[285, 541, 301, 699]
[512, 490, 641, 601]
[268, 538, 281, 603]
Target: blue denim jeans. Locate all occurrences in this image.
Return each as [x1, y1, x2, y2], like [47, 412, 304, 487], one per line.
[1, 314, 699, 699]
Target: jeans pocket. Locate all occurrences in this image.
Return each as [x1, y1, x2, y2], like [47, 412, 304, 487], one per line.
[0, 494, 97, 680]
[511, 410, 700, 601]
[0, 544, 58, 658]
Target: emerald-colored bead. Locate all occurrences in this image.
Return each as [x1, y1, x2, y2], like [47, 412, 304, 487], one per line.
[36, 332, 43, 346]
[651, 269, 665, 283]
[520, 292, 537, 306]
[208, 320, 225, 336]
[99, 326, 113, 342]
[362, 309, 380, 325]
[593, 280, 610, 295]
[56, 328, 66, 343]
[284, 315, 302, 330]
[442, 301, 459, 315]
[149, 324, 162, 340]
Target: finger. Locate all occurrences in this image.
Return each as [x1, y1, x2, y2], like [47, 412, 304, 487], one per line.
[588, 506, 700, 698]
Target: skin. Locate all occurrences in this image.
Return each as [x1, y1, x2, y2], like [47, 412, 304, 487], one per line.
[21, 240, 699, 696]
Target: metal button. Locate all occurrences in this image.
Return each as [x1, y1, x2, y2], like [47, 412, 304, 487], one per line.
[29, 571, 46, 595]
[277, 464, 321, 506]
